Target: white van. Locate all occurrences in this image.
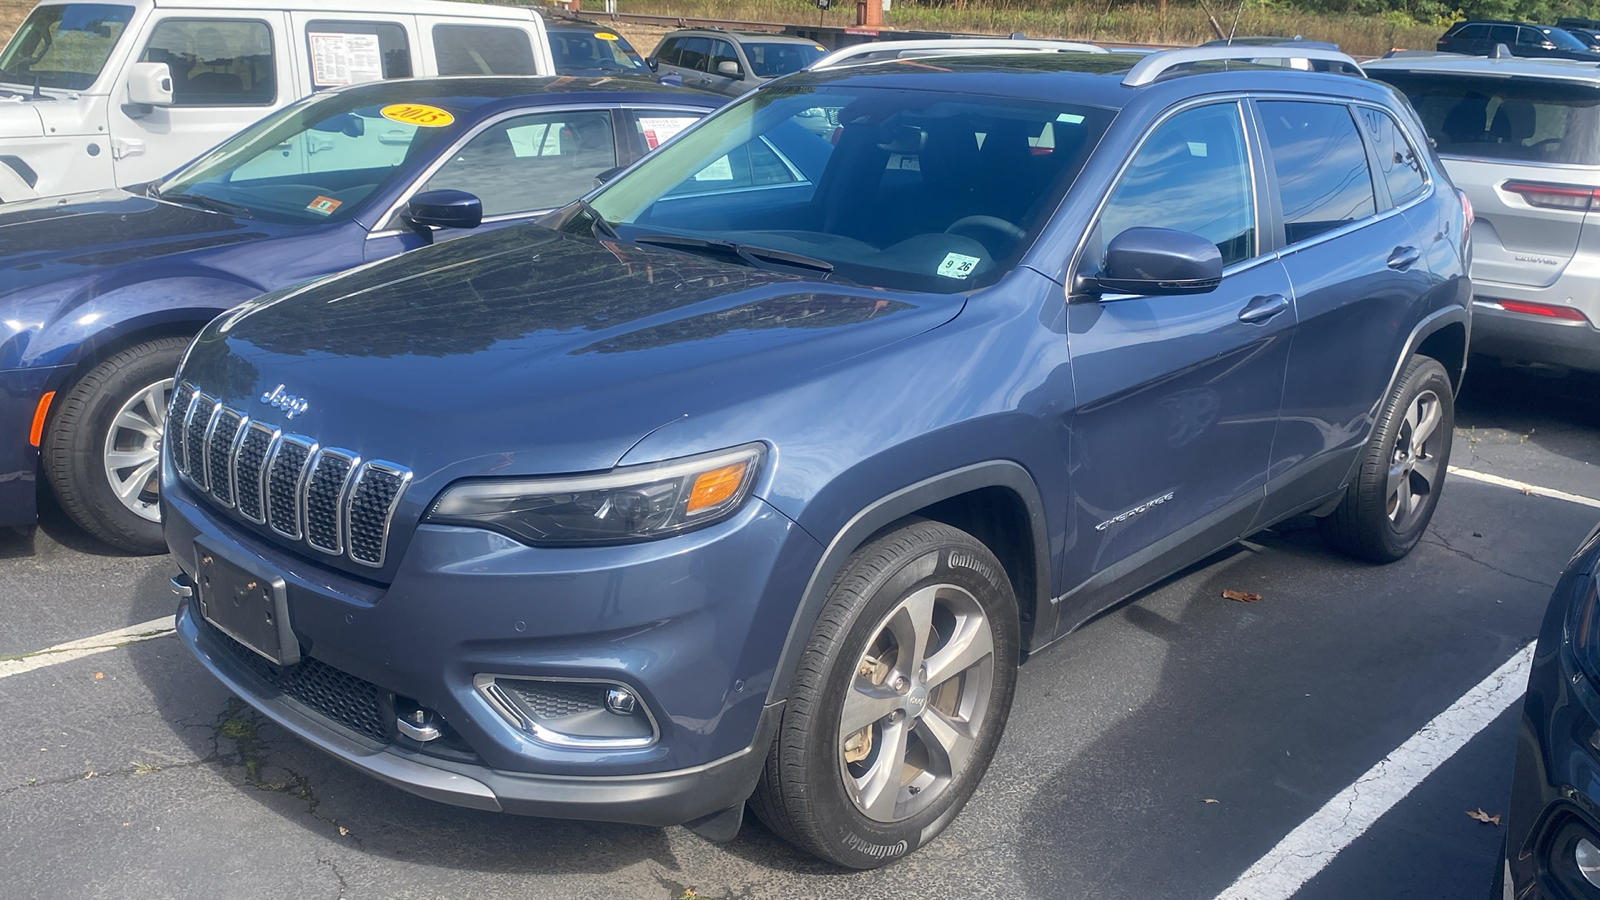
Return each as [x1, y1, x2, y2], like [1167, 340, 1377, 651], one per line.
[0, 0, 557, 200]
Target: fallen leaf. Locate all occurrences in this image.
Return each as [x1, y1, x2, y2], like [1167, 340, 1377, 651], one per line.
[93, 672, 104, 680]
[1222, 589, 1261, 603]
[1202, 798, 1219, 804]
[1466, 808, 1501, 825]
[1521, 487, 1535, 496]
[337, 826, 350, 837]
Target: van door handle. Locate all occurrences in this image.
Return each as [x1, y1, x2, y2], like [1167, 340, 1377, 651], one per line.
[1238, 293, 1290, 324]
[1387, 246, 1421, 270]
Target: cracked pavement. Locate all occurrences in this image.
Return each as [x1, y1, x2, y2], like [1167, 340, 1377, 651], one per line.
[0, 366, 1596, 899]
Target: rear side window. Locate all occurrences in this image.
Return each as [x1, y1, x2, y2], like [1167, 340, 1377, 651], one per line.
[1259, 101, 1376, 244]
[1489, 24, 1517, 44]
[1371, 71, 1600, 164]
[433, 24, 535, 75]
[305, 20, 410, 89]
[1454, 24, 1487, 40]
[1359, 108, 1426, 206]
[141, 19, 275, 106]
[1098, 102, 1256, 267]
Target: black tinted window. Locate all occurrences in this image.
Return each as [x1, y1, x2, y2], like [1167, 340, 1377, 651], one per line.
[305, 20, 410, 88]
[1260, 101, 1375, 243]
[1455, 24, 1487, 39]
[1099, 103, 1255, 266]
[654, 38, 681, 66]
[1359, 108, 1426, 206]
[1370, 71, 1600, 164]
[1489, 24, 1517, 43]
[433, 24, 535, 75]
[678, 37, 710, 71]
[142, 19, 275, 106]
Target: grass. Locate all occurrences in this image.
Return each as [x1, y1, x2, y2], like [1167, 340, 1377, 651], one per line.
[602, 0, 1444, 58]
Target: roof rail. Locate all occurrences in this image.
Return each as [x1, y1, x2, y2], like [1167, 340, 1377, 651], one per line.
[1121, 45, 1364, 87]
[811, 38, 1107, 70]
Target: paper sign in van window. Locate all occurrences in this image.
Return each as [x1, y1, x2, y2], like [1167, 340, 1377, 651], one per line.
[309, 32, 384, 86]
[639, 116, 697, 149]
[381, 104, 455, 127]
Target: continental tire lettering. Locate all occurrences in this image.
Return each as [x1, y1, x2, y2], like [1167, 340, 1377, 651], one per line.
[1094, 491, 1176, 532]
[947, 550, 1000, 588]
[841, 831, 909, 860]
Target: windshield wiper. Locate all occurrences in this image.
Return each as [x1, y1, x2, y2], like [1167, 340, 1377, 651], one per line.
[574, 198, 619, 241]
[154, 190, 252, 217]
[632, 234, 834, 277]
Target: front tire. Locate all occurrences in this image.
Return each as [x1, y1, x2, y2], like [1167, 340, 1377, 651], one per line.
[1318, 354, 1454, 562]
[751, 519, 1019, 868]
[42, 337, 189, 554]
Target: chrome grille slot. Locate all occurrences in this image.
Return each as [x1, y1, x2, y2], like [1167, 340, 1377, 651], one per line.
[234, 423, 278, 524]
[168, 383, 195, 473]
[346, 462, 411, 567]
[303, 448, 358, 555]
[267, 436, 316, 540]
[183, 395, 216, 490]
[205, 408, 245, 508]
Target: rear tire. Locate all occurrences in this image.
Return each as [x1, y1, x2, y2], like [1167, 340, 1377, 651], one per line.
[42, 337, 189, 554]
[1317, 355, 1454, 562]
[750, 519, 1019, 868]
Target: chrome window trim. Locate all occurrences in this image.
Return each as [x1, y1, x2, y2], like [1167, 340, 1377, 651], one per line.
[344, 460, 412, 568]
[302, 447, 360, 556]
[472, 673, 660, 750]
[267, 434, 318, 541]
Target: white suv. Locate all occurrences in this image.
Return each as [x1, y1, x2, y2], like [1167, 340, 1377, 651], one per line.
[0, 0, 557, 201]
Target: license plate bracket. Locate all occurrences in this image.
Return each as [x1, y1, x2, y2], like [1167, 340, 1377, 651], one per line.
[194, 543, 299, 666]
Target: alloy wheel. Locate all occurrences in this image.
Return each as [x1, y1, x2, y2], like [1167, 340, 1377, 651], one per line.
[1387, 387, 1443, 530]
[102, 378, 173, 523]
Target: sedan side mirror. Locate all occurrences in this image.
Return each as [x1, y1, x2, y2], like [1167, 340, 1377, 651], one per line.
[1091, 227, 1222, 296]
[126, 62, 173, 108]
[716, 60, 742, 77]
[404, 189, 483, 234]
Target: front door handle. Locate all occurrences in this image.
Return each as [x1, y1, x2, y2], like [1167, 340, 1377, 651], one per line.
[1238, 293, 1290, 324]
[1387, 246, 1421, 270]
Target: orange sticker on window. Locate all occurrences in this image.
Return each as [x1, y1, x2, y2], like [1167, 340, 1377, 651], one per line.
[594, 31, 619, 40]
[380, 103, 455, 128]
[307, 196, 342, 216]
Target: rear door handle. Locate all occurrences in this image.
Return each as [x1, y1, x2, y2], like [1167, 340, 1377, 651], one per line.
[1387, 246, 1421, 270]
[1238, 293, 1290, 324]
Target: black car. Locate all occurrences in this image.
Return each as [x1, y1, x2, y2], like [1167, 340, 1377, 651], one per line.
[1436, 20, 1600, 60]
[539, 11, 654, 78]
[1501, 521, 1600, 897]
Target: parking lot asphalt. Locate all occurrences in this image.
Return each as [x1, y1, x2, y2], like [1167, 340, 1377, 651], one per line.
[2, 364, 1597, 900]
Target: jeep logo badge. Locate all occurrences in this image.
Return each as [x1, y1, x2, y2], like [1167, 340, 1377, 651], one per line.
[260, 384, 309, 419]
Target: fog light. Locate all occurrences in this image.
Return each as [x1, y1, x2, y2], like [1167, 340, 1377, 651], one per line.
[1576, 837, 1600, 888]
[473, 675, 657, 749]
[605, 686, 638, 715]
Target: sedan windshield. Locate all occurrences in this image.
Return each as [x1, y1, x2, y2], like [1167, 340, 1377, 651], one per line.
[156, 92, 458, 224]
[588, 84, 1113, 293]
[0, 3, 133, 91]
[549, 28, 647, 73]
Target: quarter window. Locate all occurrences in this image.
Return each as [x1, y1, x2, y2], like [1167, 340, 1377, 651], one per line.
[433, 24, 536, 75]
[305, 20, 410, 89]
[1097, 103, 1256, 267]
[424, 110, 616, 217]
[1359, 108, 1426, 206]
[141, 19, 275, 106]
[1259, 101, 1376, 244]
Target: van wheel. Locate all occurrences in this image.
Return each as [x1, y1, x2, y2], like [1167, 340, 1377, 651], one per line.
[1317, 355, 1454, 562]
[750, 519, 1019, 868]
[43, 337, 189, 554]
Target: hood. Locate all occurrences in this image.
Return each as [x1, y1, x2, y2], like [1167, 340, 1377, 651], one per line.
[180, 225, 963, 481]
[0, 101, 44, 138]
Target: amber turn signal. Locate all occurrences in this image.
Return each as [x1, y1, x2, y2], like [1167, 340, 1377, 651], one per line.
[686, 461, 749, 514]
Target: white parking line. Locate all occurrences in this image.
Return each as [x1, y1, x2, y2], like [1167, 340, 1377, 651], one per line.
[1449, 466, 1600, 509]
[1214, 643, 1535, 900]
[0, 616, 175, 680]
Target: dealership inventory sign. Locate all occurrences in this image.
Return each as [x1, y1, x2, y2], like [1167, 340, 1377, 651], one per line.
[309, 32, 384, 86]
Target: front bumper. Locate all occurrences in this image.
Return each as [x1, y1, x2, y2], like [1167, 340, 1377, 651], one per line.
[165, 475, 823, 825]
[1472, 298, 1600, 373]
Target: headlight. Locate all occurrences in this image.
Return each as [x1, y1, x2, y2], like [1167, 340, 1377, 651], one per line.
[1567, 570, 1600, 685]
[423, 443, 765, 546]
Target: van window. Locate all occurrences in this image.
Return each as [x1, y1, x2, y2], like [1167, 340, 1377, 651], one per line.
[1369, 71, 1600, 164]
[0, 3, 134, 91]
[141, 19, 275, 107]
[433, 24, 536, 75]
[424, 110, 617, 217]
[1259, 101, 1376, 244]
[306, 20, 410, 89]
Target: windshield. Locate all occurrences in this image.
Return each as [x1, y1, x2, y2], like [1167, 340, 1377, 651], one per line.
[549, 28, 646, 73]
[0, 4, 133, 90]
[156, 91, 458, 224]
[744, 42, 825, 77]
[1547, 28, 1590, 50]
[588, 85, 1113, 293]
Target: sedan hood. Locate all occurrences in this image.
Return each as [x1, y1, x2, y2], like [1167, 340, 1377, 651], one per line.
[180, 225, 963, 480]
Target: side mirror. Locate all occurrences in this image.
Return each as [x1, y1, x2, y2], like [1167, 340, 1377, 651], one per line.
[645, 56, 660, 72]
[126, 62, 173, 107]
[716, 60, 742, 77]
[593, 166, 624, 187]
[1091, 227, 1222, 296]
[404, 189, 483, 232]
[312, 113, 365, 138]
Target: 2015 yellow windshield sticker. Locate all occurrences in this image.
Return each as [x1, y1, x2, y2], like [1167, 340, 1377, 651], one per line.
[381, 103, 455, 127]
[594, 31, 619, 40]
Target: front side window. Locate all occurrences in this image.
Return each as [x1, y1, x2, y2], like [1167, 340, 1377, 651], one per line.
[425, 110, 616, 218]
[433, 24, 536, 76]
[1369, 71, 1600, 164]
[708, 39, 738, 75]
[741, 42, 825, 77]
[156, 90, 456, 224]
[141, 19, 275, 106]
[653, 38, 682, 66]
[306, 20, 410, 89]
[677, 37, 711, 72]
[1359, 107, 1426, 206]
[1259, 100, 1376, 244]
[1517, 27, 1545, 46]
[588, 86, 1114, 293]
[0, 3, 133, 91]
[1097, 102, 1256, 267]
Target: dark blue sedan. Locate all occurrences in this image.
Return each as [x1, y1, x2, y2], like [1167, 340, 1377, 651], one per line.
[0, 76, 721, 552]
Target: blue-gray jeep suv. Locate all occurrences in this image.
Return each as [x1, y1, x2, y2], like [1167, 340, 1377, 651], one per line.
[162, 45, 1473, 868]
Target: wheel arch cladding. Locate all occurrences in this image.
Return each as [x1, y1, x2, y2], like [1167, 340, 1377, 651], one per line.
[1415, 319, 1467, 392]
[765, 460, 1051, 707]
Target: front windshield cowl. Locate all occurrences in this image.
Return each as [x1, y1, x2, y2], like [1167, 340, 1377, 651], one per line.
[0, 4, 135, 93]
